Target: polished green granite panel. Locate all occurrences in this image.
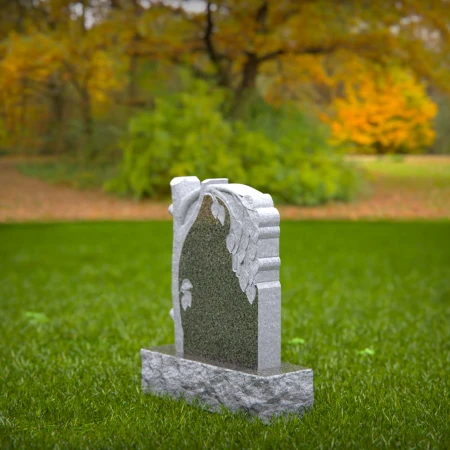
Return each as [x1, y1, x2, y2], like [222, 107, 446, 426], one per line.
[179, 195, 258, 369]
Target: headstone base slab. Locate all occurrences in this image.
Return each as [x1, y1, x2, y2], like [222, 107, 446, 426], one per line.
[141, 345, 313, 421]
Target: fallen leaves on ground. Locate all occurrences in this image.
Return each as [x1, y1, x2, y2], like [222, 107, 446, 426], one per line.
[1, 158, 449, 222]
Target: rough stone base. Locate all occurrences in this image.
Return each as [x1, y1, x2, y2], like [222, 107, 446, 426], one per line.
[141, 345, 313, 421]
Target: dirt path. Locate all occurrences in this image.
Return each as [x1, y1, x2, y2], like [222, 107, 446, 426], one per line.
[0, 160, 170, 222]
[279, 183, 449, 220]
[0, 159, 449, 222]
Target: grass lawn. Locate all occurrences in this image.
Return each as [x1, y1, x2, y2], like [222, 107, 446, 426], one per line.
[1, 221, 449, 448]
[17, 161, 119, 191]
[352, 156, 450, 214]
[18, 155, 450, 189]
[355, 155, 450, 186]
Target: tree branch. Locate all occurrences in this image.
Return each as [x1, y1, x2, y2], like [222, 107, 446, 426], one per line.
[258, 49, 286, 63]
[204, 0, 222, 67]
[255, 1, 268, 32]
[258, 45, 337, 63]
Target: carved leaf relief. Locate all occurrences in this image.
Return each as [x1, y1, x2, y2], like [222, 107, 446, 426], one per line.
[208, 190, 259, 304]
[211, 197, 226, 225]
[180, 278, 193, 310]
[246, 284, 257, 304]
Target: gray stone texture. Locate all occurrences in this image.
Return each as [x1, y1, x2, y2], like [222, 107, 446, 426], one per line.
[169, 177, 281, 371]
[141, 346, 314, 421]
[141, 177, 314, 419]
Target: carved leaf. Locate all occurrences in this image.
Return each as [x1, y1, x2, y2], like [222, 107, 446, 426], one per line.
[226, 234, 236, 253]
[211, 199, 219, 218]
[217, 204, 226, 225]
[250, 258, 259, 277]
[240, 232, 249, 251]
[239, 269, 249, 291]
[207, 186, 262, 305]
[250, 228, 259, 246]
[248, 239, 257, 260]
[246, 284, 257, 304]
[181, 291, 192, 310]
[243, 217, 253, 233]
[241, 195, 253, 210]
[238, 246, 246, 264]
[231, 201, 244, 222]
[233, 220, 243, 243]
[231, 234, 239, 254]
[181, 278, 193, 292]
[248, 210, 259, 223]
[232, 253, 238, 272]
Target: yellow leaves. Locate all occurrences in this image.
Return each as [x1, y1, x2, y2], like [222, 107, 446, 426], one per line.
[86, 50, 121, 112]
[0, 32, 63, 148]
[326, 65, 438, 154]
[0, 32, 62, 89]
[0, 23, 122, 150]
[3, 29, 120, 99]
[263, 52, 341, 113]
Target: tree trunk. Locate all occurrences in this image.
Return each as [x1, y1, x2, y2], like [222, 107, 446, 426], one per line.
[128, 51, 138, 103]
[127, 32, 142, 106]
[230, 53, 260, 118]
[19, 79, 28, 153]
[128, 1, 144, 107]
[241, 53, 259, 92]
[48, 79, 66, 154]
[80, 91, 94, 163]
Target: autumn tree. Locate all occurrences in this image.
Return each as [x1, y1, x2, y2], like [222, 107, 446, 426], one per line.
[0, 0, 122, 158]
[1, 0, 449, 157]
[0, 31, 62, 151]
[261, 52, 439, 154]
[139, 0, 450, 116]
[324, 65, 438, 154]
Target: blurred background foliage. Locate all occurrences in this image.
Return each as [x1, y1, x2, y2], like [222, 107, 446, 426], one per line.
[106, 79, 360, 204]
[1, 0, 449, 204]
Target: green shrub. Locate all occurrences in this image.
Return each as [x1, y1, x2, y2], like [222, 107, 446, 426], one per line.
[244, 100, 362, 204]
[106, 85, 362, 205]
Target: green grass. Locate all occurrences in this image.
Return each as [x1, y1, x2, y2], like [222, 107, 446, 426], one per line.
[1, 221, 449, 449]
[354, 156, 450, 188]
[363, 160, 450, 180]
[18, 162, 119, 190]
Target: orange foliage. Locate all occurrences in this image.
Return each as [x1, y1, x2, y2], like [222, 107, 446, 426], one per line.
[0, 1, 448, 156]
[324, 67, 437, 154]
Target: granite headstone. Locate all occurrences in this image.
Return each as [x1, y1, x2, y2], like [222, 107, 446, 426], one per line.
[141, 177, 313, 420]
